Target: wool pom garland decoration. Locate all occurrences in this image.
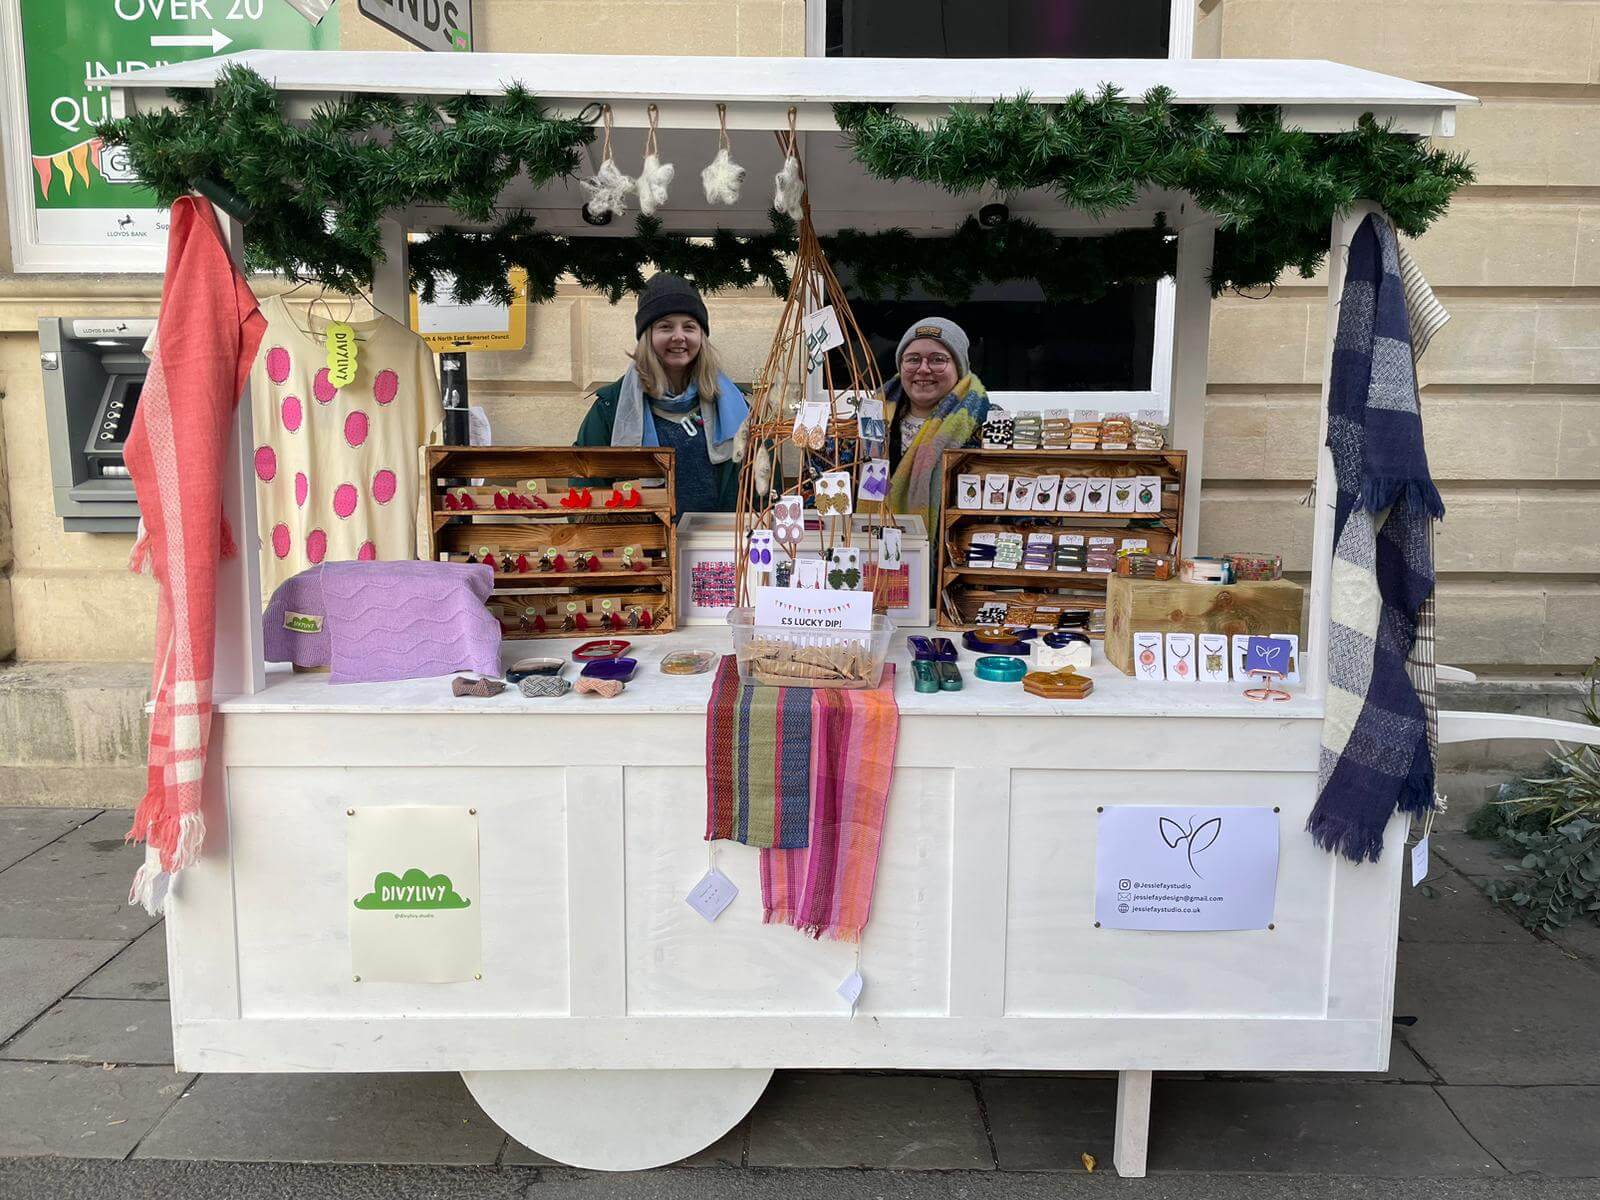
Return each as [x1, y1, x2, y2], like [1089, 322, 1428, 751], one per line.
[702, 103, 745, 205]
[580, 105, 635, 220]
[635, 104, 675, 216]
[773, 107, 805, 220]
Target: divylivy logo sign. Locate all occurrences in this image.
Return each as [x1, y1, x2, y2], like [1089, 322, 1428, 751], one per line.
[353, 868, 471, 911]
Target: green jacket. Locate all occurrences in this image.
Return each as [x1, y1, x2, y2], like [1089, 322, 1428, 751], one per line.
[574, 378, 743, 512]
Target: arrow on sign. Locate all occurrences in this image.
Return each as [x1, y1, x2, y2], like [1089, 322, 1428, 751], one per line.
[150, 29, 234, 52]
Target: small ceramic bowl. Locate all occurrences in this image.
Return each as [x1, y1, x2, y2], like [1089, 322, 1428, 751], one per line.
[581, 657, 638, 682]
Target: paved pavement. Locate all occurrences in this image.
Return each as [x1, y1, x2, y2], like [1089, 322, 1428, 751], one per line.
[2, 805, 1599, 1182]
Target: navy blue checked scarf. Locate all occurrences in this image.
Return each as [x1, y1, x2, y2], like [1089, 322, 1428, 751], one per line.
[1307, 213, 1445, 863]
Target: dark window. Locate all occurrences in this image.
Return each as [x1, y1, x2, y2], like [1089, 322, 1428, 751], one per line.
[842, 279, 1157, 393]
[825, 0, 1172, 59]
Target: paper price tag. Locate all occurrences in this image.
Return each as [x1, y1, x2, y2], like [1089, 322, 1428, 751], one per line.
[1411, 836, 1430, 888]
[686, 867, 738, 923]
[836, 968, 864, 1012]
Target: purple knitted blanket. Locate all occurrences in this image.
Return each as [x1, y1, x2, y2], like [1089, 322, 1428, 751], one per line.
[264, 560, 501, 684]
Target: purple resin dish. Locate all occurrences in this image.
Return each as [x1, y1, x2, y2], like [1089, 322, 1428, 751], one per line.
[580, 657, 638, 682]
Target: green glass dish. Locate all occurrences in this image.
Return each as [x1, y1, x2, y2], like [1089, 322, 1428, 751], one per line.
[974, 655, 1026, 683]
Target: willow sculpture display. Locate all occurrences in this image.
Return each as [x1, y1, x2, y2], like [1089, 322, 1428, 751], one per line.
[732, 194, 900, 619]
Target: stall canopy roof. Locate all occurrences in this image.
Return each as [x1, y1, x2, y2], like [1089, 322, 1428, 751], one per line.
[94, 50, 1471, 136]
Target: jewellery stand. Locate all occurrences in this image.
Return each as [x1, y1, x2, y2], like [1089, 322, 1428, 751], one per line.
[1242, 670, 1291, 702]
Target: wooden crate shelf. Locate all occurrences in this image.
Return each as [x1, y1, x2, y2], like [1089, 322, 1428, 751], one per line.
[935, 447, 1187, 633]
[423, 445, 677, 637]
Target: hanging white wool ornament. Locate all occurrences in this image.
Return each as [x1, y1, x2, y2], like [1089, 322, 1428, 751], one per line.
[637, 154, 675, 216]
[702, 147, 745, 205]
[580, 157, 634, 220]
[774, 154, 803, 220]
[753, 440, 773, 496]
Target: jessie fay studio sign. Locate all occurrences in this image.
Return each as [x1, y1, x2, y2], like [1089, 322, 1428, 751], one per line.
[348, 806, 481, 983]
[1094, 806, 1279, 932]
[754, 585, 873, 631]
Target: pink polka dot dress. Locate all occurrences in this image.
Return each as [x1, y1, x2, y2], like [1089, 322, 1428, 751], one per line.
[250, 294, 443, 598]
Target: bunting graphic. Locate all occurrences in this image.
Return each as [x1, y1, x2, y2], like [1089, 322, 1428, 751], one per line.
[32, 136, 111, 199]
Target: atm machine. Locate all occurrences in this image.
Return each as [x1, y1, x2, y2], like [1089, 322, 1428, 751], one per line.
[40, 317, 152, 532]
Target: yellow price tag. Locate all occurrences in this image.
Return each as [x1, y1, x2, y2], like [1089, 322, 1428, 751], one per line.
[325, 321, 358, 388]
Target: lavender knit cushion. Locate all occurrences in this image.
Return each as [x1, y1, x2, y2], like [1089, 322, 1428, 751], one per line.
[263, 561, 502, 684]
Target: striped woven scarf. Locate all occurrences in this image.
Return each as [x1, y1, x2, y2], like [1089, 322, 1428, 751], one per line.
[884, 374, 990, 535]
[704, 655, 813, 849]
[760, 666, 899, 942]
[1307, 214, 1443, 863]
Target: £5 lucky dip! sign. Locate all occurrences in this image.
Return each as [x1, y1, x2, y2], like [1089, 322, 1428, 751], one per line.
[348, 806, 481, 983]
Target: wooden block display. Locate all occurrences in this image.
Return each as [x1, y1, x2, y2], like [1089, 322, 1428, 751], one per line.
[1103, 576, 1305, 675]
[935, 448, 1186, 635]
[423, 446, 677, 638]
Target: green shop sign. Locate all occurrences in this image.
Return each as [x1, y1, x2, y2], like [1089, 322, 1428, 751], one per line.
[16, 0, 338, 251]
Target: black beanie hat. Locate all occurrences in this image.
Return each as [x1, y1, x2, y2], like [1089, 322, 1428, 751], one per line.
[634, 273, 710, 339]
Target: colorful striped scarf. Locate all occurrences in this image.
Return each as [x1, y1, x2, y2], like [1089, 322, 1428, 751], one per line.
[123, 198, 264, 913]
[760, 666, 899, 942]
[704, 655, 813, 849]
[884, 374, 990, 536]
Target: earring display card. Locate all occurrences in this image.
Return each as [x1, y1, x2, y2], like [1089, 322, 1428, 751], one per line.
[1133, 632, 1165, 681]
[858, 458, 890, 504]
[856, 396, 887, 449]
[957, 473, 983, 511]
[792, 557, 826, 589]
[1198, 633, 1230, 682]
[792, 400, 829, 447]
[1008, 475, 1038, 511]
[1165, 631, 1196, 682]
[826, 546, 862, 590]
[1058, 477, 1087, 512]
[877, 526, 903, 568]
[1083, 480, 1111, 513]
[773, 495, 805, 545]
[815, 471, 854, 516]
[983, 473, 1010, 511]
[1033, 474, 1062, 510]
[1135, 475, 1162, 514]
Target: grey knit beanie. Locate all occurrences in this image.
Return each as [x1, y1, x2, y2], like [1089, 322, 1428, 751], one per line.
[895, 317, 970, 377]
[635, 273, 710, 339]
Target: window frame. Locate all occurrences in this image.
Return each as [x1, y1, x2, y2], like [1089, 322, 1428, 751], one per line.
[804, 0, 1192, 416]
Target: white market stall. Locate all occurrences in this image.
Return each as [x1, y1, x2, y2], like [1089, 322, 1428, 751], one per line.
[90, 51, 1598, 1176]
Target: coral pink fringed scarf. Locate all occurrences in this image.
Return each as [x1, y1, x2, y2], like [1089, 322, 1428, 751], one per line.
[760, 667, 899, 941]
[123, 197, 264, 913]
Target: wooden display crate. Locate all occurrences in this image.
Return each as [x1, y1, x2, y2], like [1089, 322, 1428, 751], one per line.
[1103, 576, 1305, 675]
[423, 446, 677, 637]
[935, 448, 1186, 633]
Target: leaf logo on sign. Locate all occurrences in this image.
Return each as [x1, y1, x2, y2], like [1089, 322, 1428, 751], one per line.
[1159, 816, 1223, 878]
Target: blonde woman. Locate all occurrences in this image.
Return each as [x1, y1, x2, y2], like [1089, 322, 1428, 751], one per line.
[574, 273, 749, 513]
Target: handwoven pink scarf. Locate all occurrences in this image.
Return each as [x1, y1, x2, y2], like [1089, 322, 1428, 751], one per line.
[123, 197, 263, 913]
[760, 667, 899, 941]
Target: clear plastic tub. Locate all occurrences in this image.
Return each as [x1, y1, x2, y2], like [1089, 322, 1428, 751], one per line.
[726, 607, 896, 689]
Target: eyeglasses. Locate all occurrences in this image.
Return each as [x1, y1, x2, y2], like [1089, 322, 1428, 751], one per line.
[901, 354, 952, 371]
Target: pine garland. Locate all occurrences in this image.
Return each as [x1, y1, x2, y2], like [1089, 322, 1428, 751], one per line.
[98, 63, 595, 293]
[99, 68, 1472, 301]
[411, 212, 1176, 306]
[834, 88, 1474, 292]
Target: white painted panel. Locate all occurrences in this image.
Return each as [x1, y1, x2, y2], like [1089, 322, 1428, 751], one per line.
[228, 768, 569, 1018]
[1004, 771, 1329, 1018]
[623, 767, 952, 1017]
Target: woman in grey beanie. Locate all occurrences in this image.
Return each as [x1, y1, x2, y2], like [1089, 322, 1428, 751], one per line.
[878, 317, 992, 535]
[573, 273, 750, 513]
